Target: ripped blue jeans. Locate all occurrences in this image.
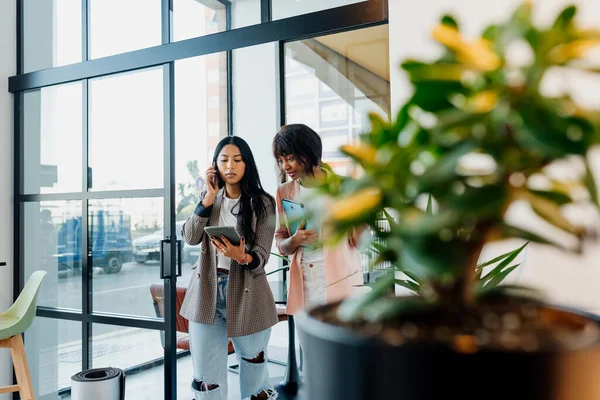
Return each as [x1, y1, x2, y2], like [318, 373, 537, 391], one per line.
[189, 273, 277, 400]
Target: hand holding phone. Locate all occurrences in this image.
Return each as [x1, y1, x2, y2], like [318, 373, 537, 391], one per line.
[282, 199, 318, 248]
[211, 161, 220, 189]
[292, 219, 318, 248]
[202, 165, 219, 207]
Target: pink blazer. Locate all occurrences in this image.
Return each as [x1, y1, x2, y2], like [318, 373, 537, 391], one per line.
[275, 179, 364, 315]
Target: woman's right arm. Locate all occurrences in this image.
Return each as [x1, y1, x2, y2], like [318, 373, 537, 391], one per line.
[181, 190, 214, 246]
[182, 166, 220, 245]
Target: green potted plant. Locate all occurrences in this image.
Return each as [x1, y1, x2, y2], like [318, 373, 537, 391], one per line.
[295, 3, 600, 399]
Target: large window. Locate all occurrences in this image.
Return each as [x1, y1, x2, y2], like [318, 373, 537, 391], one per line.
[26, 318, 81, 398]
[273, 0, 368, 20]
[284, 24, 391, 276]
[23, 201, 82, 309]
[89, 0, 162, 59]
[89, 68, 164, 191]
[17, 50, 229, 395]
[13, 1, 388, 398]
[232, 43, 282, 276]
[284, 24, 390, 177]
[172, 0, 227, 42]
[22, 0, 82, 73]
[174, 0, 262, 39]
[174, 53, 229, 224]
[23, 83, 83, 194]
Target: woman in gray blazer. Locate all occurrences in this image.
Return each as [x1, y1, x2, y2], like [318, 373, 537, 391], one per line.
[180, 136, 279, 400]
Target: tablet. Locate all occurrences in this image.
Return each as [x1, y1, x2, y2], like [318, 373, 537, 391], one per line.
[281, 198, 310, 235]
[204, 226, 242, 246]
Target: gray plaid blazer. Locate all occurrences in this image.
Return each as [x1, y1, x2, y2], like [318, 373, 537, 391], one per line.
[179, 189, 279, 337]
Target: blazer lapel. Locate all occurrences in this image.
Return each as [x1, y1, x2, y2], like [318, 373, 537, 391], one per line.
[207, 189, 225, 261]
[210, 188, 225, 226]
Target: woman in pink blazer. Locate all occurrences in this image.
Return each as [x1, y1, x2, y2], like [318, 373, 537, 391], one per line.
[272, 124, 364, 315]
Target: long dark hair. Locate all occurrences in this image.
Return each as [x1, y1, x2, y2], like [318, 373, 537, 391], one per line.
[272, 124, 323, 183]
[212, 136, 275, 247]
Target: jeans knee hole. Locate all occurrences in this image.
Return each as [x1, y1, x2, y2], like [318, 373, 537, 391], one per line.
[193, 379, 219, 392]
[241, 351, 265, 364]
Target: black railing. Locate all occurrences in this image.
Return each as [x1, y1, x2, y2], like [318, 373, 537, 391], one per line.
[360, 213, 392, 278]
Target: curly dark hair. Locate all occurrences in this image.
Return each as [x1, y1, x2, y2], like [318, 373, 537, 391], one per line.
[272, 124, 323, 183]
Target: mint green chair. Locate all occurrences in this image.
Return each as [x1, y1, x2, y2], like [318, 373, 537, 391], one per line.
[0, 270, 47, 400]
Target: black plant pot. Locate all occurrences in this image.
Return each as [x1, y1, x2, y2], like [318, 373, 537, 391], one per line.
[295, 304, 600, 400]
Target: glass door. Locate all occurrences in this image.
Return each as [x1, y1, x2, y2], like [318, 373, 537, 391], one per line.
[87, 65, 174, 399]
[20, 65, 179, 399]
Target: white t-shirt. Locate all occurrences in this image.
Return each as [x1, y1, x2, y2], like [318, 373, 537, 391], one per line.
[299, 184, 324, 264]
[216, 195, 240, 271]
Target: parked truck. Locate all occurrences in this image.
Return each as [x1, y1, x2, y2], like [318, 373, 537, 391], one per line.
[56, 210, 134, 274]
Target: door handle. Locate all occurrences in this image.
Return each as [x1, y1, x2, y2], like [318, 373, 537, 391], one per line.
[176, 240, 182, 277]
[159, 238, 170, 279]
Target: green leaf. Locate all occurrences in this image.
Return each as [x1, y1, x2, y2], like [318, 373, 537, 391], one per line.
[426, 194, 433, 215]
[502, 8, 536, 51]
[484, 264, 520, 289]
[371, 249, 398, 267]
[269, 252, 290, 263]
[441, 14, 459, 29]
[402, 61, 467, 83]
[439, 183, 508, 217]
[408, 81, 468, 112]
[509, 1, 533, 32]
[528, 189, 572, 206]
[517, 105, 589, 158]
[476, 242, 528, 270]
[552, 5, 577, 30]
[382, 209, 399, 230]
[482, 24, 500, 41]
[366, 112, 399, 148]
[395, 279, 420, 294]
[499, 224, 557, 246]
[370, 242, 387, 254]
[265, 266, 290, 276]
[418, 142, 476, 193]
[528, 192, 581, 235]
[523, 28, 540, 50]
[477, 283, 545, 300]
[368, 112, 388, 133]
[585, 160, 600, 209]
[433, 109, 486, 134]
[396, 268, 423, 285]
[337, 273, 395, 321]
[399, 236, 468, 279]
[397, 120, 422, 148]
[391, 104, 412, 140]
[480, 242, 526, 282]
[397, 208, 460, 237]
[519, 100, 595, 158]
